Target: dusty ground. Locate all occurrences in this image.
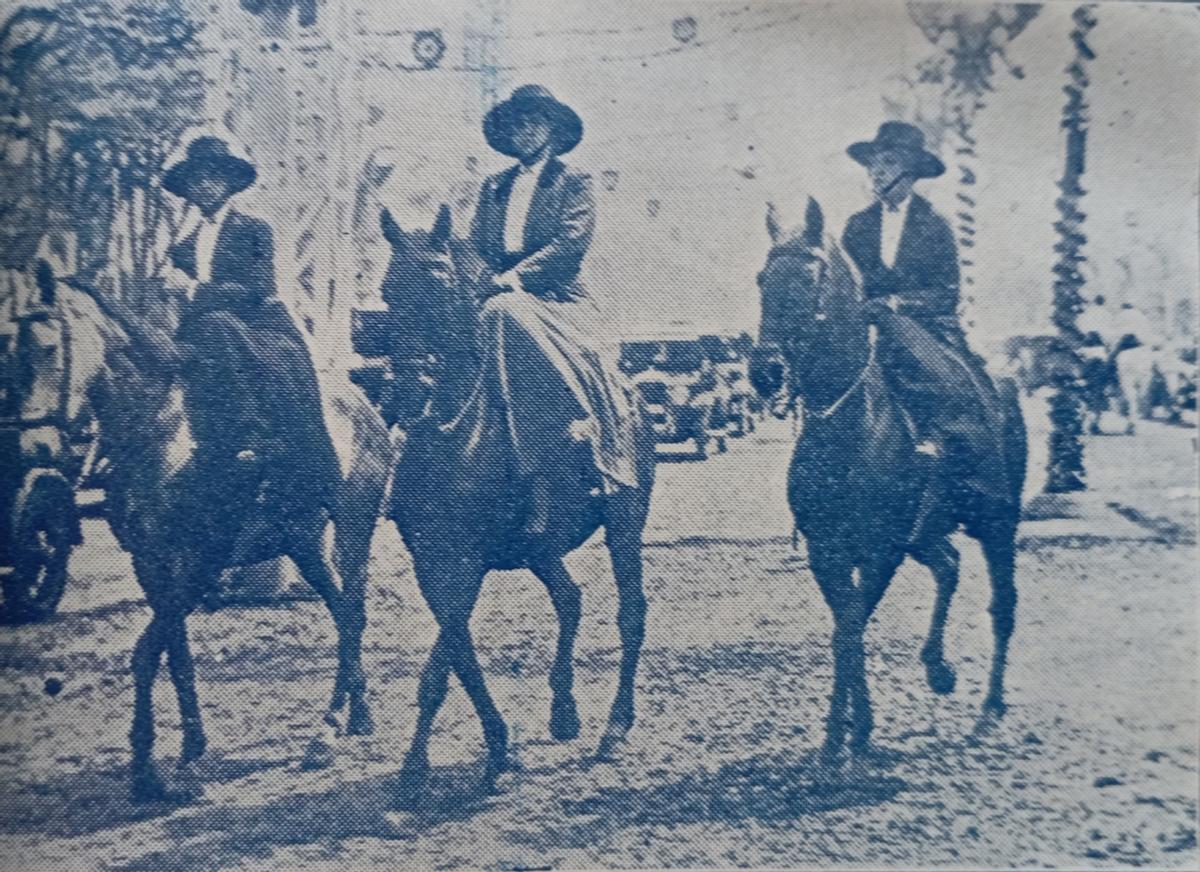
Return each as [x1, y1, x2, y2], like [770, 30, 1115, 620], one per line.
[0, 414, 1196, 870]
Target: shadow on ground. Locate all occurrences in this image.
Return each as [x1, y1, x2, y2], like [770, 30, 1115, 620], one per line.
[0, 754, 289, 838]
[508, 750, 908, 853]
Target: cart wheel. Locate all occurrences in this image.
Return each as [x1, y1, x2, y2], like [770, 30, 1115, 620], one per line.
[3, 470, 78, 624]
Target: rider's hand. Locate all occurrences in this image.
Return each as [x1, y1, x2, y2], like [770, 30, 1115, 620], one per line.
[236, 449, 258, 463]
[494, 269, 524, 294]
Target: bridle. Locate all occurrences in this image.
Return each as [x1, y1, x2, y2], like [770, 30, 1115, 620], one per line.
[767, 245, 876, 423]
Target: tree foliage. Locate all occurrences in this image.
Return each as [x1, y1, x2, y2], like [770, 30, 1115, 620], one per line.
[0, 0, 204, 282]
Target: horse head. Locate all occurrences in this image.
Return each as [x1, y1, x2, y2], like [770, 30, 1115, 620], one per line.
[377, 204, 483, 420]
[751, 195, 868, 411]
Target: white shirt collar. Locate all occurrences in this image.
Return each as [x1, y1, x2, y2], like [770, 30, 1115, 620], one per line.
[515, 155, 550, 178]
[203, 201, 233, 226]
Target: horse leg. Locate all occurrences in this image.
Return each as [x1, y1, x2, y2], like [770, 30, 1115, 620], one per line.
[395, 637, 452, 799]
[289, 525, 373, 736]
[808, 549, 856, 766]
[531, 557, 583, 742]
[333, 483, 383, 736]
[978, 527, 1018, 731]
[597, 515, 648, 759]
[129, 614, 169, 802]
[841, 598, 874, 757]
[911, 538, 961, 695]
[162, 609, 207, 765]
[414, 557, 511, 792]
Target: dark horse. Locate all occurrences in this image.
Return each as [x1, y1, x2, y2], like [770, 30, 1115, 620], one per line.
[60, 280, 391, 802]
[378, 206, 656, 797]
[750, 199, 1027, 765]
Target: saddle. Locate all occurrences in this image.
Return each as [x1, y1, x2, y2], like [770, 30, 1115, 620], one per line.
[874, 312, 1019, 507]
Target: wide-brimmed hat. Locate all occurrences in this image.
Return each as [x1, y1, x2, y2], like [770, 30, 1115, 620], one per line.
[847, 121, 945, 179]
[484, 85, 583, 158]
[162, 136, 257, 200]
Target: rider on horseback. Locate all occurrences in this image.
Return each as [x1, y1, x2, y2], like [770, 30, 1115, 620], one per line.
[471, 85, 640, 533]
[842, 121, 1013, 503]
[85, 136, 339, 561]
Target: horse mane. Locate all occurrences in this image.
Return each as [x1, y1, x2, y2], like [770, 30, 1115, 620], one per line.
[54, 283, 130, 423]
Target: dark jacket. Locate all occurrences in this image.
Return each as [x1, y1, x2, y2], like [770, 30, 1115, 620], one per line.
[470, 158, 595, 301]
[842, 195, 961, 341]
[171, 209, 276, 309]
[171, 209, 340, 515]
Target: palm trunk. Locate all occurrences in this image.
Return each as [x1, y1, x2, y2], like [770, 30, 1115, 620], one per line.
[1044, 5, 1097, 494]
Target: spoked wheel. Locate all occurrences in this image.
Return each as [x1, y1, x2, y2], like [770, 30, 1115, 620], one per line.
[2, 470, 78, 624]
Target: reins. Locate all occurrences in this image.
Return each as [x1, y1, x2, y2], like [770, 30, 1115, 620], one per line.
[801, 324, 878, 421]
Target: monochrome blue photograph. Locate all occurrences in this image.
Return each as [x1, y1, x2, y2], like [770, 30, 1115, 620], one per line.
[0, 1, 1197, 869]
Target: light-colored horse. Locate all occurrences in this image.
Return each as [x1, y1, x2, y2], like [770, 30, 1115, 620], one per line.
[56, 279, 392, 802]
[1113, 343, 1187, 431]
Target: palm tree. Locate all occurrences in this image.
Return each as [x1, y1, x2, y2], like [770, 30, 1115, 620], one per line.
[886, 3, 1041, 316]
[1043, 5, 1098, 493]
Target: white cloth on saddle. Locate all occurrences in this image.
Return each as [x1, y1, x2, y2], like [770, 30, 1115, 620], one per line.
[475, 290, 640, 490]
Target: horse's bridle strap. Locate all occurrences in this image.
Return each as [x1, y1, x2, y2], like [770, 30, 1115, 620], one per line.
[803, 325, 878, 421]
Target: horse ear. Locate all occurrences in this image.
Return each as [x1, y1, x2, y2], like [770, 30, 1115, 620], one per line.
[380, 207, 404, 250]
[765, 201, 783, 244]
[802, 196, 825, 248]
[431, 204, 452, 249]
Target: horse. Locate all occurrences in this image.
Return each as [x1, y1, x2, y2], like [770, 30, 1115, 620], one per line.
[56, 277, 392, 802]
[376, 205, 656, 798]
[1113, 342, 1184, 431]
[749, 198, 1027, 766]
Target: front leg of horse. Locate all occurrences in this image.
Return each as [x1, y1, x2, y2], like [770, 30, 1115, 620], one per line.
[393, 638, 451, 802]
[129, 618, 171, 802]
[414, 559, 513, 793]
[598, 529, 647, 759]
[808, 551, 859, 770]
[163, 613, 208, 766]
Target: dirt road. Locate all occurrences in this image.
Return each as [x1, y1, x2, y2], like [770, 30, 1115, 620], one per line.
[1, 417, 1196, 870]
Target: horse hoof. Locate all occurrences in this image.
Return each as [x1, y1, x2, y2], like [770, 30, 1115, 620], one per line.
[925, 660, 957, 695]
[482, 749, 520, 795]
[179, 733, 208, 766]
[392, 761, 429, 808]
[129, 769, 170, 804]
[300, 736, 336, 771]
[971, 701, 1007, 740]
[982, 696, 1008, 720]
[550, 695, 581, 742]
[596, 722, 631, 761]
[347, 702, 375, 737]
[810, 748, 846, 788]
[130, 766, 197, 804]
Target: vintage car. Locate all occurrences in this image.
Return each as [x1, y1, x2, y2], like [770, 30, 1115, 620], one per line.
[0, 291, 87, 623]
[699, 334, 759, 436]
[623, 338, 726, 457]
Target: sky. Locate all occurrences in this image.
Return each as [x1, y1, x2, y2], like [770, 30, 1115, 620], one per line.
[207, 0, 1200, 348]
